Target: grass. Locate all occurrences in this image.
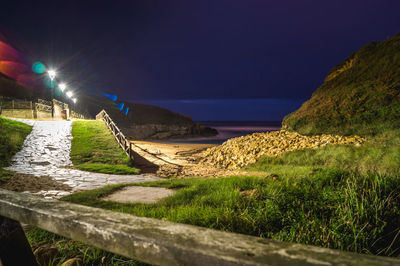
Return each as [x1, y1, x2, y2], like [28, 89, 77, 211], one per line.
[26, 129, 400, 263]
[25, 124, 400, 263]
[32, 170, 396, 258]
[0, 116, 32, 183]
[71, 120, 140, 175]
[26, 227, 146, 265]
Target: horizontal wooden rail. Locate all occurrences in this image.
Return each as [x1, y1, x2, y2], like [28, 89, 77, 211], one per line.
[0, 189, 399, 265]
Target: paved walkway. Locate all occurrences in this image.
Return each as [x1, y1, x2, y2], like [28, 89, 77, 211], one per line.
[5, 118, 160, 198]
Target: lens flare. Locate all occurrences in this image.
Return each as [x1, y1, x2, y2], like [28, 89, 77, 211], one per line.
[32, 61, 46, 74]
[0, 61, 30, 80]
[0, 39, 35, 88]
[43, 76, 56, 88]
[0, 41, 23, 62]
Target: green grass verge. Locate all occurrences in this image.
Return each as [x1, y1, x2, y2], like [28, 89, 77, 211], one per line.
[0, 116, 32, 183]
[71, 120, 140, 175]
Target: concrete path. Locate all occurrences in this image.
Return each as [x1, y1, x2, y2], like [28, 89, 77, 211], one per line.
[5, 118, 160, 198]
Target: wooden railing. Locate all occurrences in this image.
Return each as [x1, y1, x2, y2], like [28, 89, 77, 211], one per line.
[34, 102, 52, 113]
[53, 99, 69, 110]
[0, 97, 88, 120]
[96, 109, 134, 159]
[1, 189, 399, 266]
[0, 99, 33, 109]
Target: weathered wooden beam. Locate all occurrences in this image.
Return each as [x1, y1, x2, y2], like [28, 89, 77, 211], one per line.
[0, 189, 399, 266]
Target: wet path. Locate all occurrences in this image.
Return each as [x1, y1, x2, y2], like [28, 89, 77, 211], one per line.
[5, 119, 160, 198]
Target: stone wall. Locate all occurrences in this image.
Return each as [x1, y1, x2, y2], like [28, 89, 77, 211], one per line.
[35, 110, 52, 119]
[2, 109, 34, 119]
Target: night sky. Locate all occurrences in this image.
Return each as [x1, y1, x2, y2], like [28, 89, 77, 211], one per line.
[1, 1, 400, 121]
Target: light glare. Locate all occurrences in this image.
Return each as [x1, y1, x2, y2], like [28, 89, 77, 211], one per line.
[66, 91, 73, 98]
[48, 69, 56, 80]
[59, 83, 66, 92]
[72, 98, 77, 103]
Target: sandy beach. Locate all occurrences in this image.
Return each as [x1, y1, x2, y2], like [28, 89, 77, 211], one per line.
[129, 140, 263, 178]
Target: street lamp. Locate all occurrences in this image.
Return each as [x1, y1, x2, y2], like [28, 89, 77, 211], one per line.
[59, 83, 66, 92]
[47, 69, 57, 118]
[72, 98, 77, 104]
[66, 91, 73, 98]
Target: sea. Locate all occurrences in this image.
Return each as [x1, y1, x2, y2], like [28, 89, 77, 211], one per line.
[158, 121, 282, 144]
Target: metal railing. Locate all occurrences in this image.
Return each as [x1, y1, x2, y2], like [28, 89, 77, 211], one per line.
[1, 188, 399, 265]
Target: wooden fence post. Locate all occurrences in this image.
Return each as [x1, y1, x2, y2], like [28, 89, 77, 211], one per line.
[0, 215, 38, 265]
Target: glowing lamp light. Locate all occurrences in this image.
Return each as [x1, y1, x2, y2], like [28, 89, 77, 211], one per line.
[59, 83, 66, 92]
[66, 91, 73, 98]
[47, 69, 56, 80]
[72, 98, 77, 104]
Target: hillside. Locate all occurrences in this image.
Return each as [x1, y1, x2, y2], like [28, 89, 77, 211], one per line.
[283, 33, 400, 135]
[81, 94, 217, 139]
[0, 73, 35, 99]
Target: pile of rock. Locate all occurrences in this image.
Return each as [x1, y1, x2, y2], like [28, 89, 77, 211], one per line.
[200, 130, 365, 169]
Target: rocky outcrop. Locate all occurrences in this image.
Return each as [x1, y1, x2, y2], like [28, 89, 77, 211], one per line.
[123, 123, 217, 140]
[94, 101, 218, 140]
[201, 130, 365, 169]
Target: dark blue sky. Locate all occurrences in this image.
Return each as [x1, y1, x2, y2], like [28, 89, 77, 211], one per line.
[1, 0, 400, 120]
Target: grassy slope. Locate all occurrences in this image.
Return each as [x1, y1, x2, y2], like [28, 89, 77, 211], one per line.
[283, 33, 400, 136]
[71, 120, 140, 175]
[0, 116, 32, 183]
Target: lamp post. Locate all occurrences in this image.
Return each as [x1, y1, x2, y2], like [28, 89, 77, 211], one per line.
[47, 70, 56, 118]
[72, 98, 77, 115]
[65, 90, 74, 119]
